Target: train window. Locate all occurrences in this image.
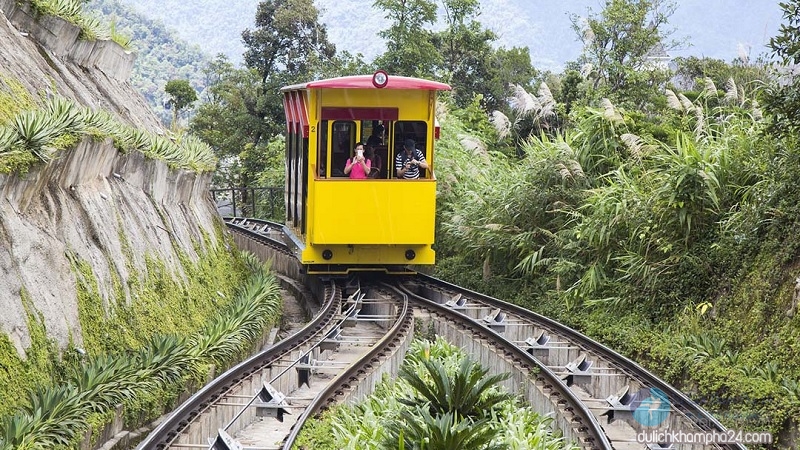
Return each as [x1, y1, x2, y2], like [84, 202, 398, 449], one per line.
[361, 120, 387, 179]
[392, 121, 428, 178]
[332, 121, 356, 177]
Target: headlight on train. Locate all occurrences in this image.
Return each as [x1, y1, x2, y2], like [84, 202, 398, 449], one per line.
[322, 249, 333, 260]
[405, 249, 416, 260]
[372, 70, 388, 88]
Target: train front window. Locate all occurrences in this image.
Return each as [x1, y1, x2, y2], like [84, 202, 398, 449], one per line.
[331, 121, 356, 177]
[392, 121, 428, 178]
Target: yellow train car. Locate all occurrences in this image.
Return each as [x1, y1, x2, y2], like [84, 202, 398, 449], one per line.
[280, 71, 451, 274]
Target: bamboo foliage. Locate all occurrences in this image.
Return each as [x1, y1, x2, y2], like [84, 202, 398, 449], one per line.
[438, 75, 770, 306]
[442, 131, 588, 279]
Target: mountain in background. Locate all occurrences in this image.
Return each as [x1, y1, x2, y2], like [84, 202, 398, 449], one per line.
[87, 0, 209, 124]
[114, 0, 785, 71]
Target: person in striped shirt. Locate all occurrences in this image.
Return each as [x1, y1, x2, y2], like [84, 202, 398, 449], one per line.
[395, 139, 428, 179]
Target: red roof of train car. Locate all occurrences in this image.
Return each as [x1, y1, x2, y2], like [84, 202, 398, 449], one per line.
[281, 75, 451, 92]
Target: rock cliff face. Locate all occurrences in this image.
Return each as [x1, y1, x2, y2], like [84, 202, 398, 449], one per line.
[0, 2, 219, 356]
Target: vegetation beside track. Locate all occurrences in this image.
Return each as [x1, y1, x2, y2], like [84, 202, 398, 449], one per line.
[295, 337, 577, 450]
[0, 245, 281, 449]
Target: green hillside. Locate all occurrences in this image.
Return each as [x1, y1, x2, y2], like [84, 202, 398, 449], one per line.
[86, 0, 209, 125]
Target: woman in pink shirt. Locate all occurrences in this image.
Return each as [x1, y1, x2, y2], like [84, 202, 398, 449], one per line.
[344, 143, 371, 179]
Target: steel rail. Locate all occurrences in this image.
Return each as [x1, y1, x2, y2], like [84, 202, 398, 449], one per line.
[136, 280, 341, 449]
[414, 272, 747, 450]
[395, 280, 612, 450]
[281, 282, 413, 449]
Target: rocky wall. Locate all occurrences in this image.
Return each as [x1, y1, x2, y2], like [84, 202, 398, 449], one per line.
[0, 3, 220, 357]
[0, 1, 161, 132]
[0, 140, 219, 356]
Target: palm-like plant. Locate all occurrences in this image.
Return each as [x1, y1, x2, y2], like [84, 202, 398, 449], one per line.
[398, 356, 511, 420]
[384, 409, 502, 450]
[11, 110, 60, 161]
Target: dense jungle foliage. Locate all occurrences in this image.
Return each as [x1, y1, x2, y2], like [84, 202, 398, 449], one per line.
[174, 0, 800, 445]
[4, 0, 800, 447]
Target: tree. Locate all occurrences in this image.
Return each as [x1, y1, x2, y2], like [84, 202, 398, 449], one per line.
[671, 56, 767, 96]
[762, 0, 800, 138]
[484, 47, 538, 112]
[373, 0, 439, 77]
[570, 0, 683, 108]
[433, 0, 536, 110]
[240, 0, 336, 149]
[242, 0, 336, 83]
[435, 0, 496, 99]
[190, 55, 273, 187]
[164, 79, 197, 130]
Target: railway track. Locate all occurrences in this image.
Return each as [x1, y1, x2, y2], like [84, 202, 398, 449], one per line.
[398, 277, 748, 450]
[137, 273, 413, 450]
[136, 218, 746, 450]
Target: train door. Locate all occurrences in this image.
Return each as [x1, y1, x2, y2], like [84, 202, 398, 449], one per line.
[317, 120, 328, 178]
[286, 119, 308, 230]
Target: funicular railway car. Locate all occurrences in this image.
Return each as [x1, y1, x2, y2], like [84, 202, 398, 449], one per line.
[281, 70, 451, 274]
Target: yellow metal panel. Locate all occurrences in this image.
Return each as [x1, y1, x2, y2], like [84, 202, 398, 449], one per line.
[311, 178, 435, 245]
[300, 243, 435, 265]
[318, 89, 432, 120]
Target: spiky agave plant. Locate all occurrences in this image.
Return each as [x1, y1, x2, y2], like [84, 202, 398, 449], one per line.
[398, 356, 512, 420]
[0, 127, 21, 154]
[10, 110, 61, 161]
[383, 409, 502, 450]
[0, 413, 37, 450]
[174, 132, 216, 172]
[15, 384, 89, 448]
[71, 354, 140, 414]
[44, 97, 83, 135]
[145, 134, 183, 167]
[134, 335, 195, 390]
[189, 268, 281, 366]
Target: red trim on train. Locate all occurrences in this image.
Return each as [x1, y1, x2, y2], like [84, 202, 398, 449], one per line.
[282, 75, 451, 91]
[283, 91, 310, 138]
